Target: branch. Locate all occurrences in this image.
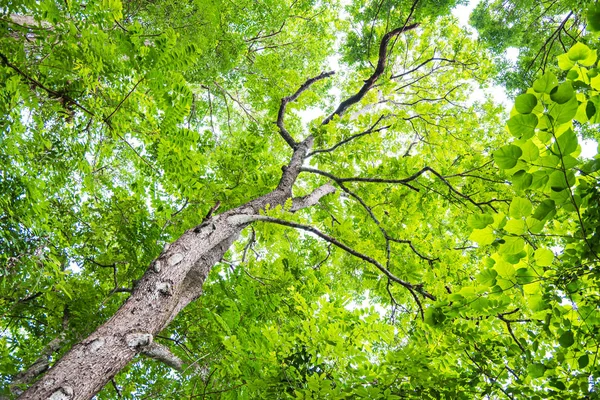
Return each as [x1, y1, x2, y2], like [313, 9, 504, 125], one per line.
[142, 342, 184, 371]
[290, 183, 336, 212]
[300, 166, 420, 192]
[321, 23, 419, 125]
[277, 71, 335, 148]
[0, 52, 95, 117]
[307, 115, 391, 157]
[235, 215, 435, 301]
[302, 166, 502, 212]
[391, 57, 476, 79]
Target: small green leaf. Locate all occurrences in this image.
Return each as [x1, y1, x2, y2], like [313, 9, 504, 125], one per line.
[578, 354, 589, 368]
[507, 114, 538, 139]
[558, 330, 574, 348]
[494, 145, 522, 169]
[509, 197, 532, 219]
[515, 93, 538, 114]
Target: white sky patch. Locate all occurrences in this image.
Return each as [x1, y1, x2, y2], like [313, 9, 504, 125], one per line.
[581, 139, 599, 158]
[505, 47, 520, 63]
[452, 0, 481, 30]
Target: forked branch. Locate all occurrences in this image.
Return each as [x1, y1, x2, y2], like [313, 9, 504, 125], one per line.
[277, 71, 335, 148]
[321, 23, 419, 125]
[240, 215, 436, 301]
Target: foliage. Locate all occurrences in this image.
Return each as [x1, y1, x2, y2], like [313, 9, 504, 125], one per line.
[470, 0, 596, 93]
[0, 0, 599, 399]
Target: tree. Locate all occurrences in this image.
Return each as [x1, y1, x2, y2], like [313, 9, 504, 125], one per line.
[1, 0, 599, 399]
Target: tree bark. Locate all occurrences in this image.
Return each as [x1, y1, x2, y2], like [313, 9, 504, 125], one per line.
[18, 137, 334, 400]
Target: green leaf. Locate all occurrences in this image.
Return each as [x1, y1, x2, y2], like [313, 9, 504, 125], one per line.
[512, 170, 532, 190]
[578, 354, 589, 368]
[533, 200, 556, 220]
[507, 114, 537, 139]
[554, 128, 578, 155]
[509, 197, 532, 219]
[528, 363, 546, 378]
[557, 54, 575, 70]
[567, 43, 591, 62]
[588, 3, 600, 32]
[467, 214, 495, 229]
[476, 269, 498, 286]
[550, 96, 579, 125]
[549, 82, 575, 104]
[504, 219, 526, 235]
[533, 72, 558, 94]
[515, 93, 538, 114]
[469, 227, 495, 246]
[499, 236, 525, 255]
[549, 170, 575, 191]
[534, 248, 554, 266]
[494, 145, 522, 169]
[558, 330, 574, 348]
[519, 140, 539, 162]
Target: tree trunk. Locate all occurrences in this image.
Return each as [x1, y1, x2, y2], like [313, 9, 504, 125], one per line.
[19, 138, 334, 400]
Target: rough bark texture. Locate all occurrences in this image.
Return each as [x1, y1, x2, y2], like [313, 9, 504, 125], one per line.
[19, 137, 334, 400]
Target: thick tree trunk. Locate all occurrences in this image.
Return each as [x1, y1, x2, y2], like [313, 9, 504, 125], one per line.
[19, 138, 334, 400]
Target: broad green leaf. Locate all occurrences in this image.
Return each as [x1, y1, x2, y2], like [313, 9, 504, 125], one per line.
[512, 170, 532, 190]
[534, 248, 554, 266]
[533, 72, 558, 94]
[567, 43, 591, 62]
[526, 217, 545, 234]
[509, 197, 532, 219]
[533, 200, 556, 220]
[550, 82, 575, 104]
[507, 114, 537, 139]
[515, 93, 538, 114]
[476, 269, 498, 286]
[557, 54, 575, 70]
[499, 236, 525, 255]
[504, 219, 526, 235]
[519, 140, 539, 162]
[469, 227, 495, 246]
[554, 128, 578, 155]
[467, 214, 495, 229]
[550, 96, 579, 125]
[549, 170, 575, 191]
[494, 145, 522, 169]
[558, 330, 574, 348]
[578, 354, 589, 368]
[528, 363, 546, 378]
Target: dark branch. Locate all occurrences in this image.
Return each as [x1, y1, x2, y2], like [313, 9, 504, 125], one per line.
[321, 23, 419, 125]
[277, 71, 335, 148]
[247, 215, 435, 301]
[308, 115, 391, 157]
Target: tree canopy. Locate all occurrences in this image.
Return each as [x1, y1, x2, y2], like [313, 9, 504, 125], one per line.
[1, 0, 600, 398]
